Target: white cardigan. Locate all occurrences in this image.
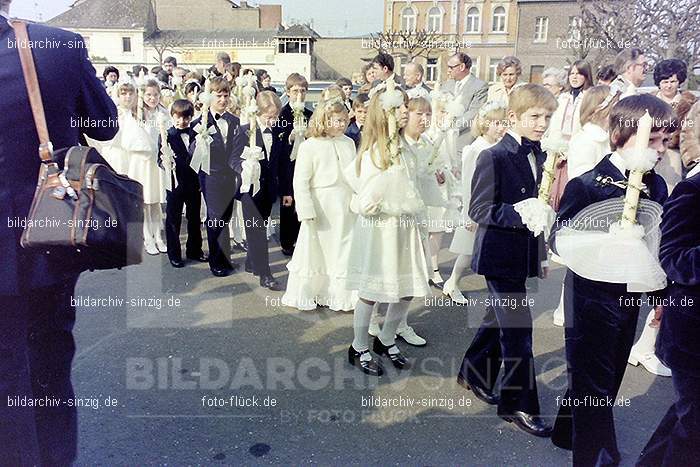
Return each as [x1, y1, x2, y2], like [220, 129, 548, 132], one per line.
[567, 123, 611, 179]
[292, 135, 356, 220]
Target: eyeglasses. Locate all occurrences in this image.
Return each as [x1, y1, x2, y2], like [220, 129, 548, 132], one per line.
[447, 63, 462, 70]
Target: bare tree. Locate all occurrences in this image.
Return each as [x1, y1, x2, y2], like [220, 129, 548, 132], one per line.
[145, 30, 185, 65]
[574, 0, 700, 70]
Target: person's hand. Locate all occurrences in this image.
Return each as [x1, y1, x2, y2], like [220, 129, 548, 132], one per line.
[466, 221, 477, 232]
[652, 305, 664, 327]
[436, 170, 446, 185]
[282, 196, 293, 207]
[452, 167, 461, 179]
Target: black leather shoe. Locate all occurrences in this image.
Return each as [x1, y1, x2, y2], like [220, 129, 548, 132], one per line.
[245, 263, 254, 274]
[186, 252, 208, 262]
[232, 240, 248, 252]
[500, 411, 553, 438]
[428, 279, 444, 290]
[260, 275, 281, 291]
[372, 337, 410, 369]
[348, 346, 383, 376]
[169, 258, 185, 268]
[211, 267, 234, 277]
[281, 247, 294, 257]
[457, 376, 500, 405]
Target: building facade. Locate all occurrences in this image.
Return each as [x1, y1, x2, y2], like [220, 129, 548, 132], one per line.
[382, 0, 518, 83]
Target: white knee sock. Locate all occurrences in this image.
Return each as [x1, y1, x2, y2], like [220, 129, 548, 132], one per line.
[143, 206, 154, 242]
[429, 232, 443, 272]
[352, 300, 375, 352]
[379, 299, 411, 347]
[633, 309, 659, 354]
[448, 254, 470, 284]
[149, 204, 163, 241]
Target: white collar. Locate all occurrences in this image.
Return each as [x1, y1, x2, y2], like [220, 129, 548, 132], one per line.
[609, 151, 627, 176]
[506, 129, 522, 145]
[403, 133, 421, 146]
[582, 122, 609, 142]
[687, 162, 700, 179]
[0, 10, 9, 19]
[256, 116, 270, 132]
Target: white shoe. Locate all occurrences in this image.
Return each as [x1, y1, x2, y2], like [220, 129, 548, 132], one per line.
[628, 349, 672, 377]
[443, 278, 467, 305]
[155, 237, 167, 253]
[396, 326, 426, 346]
[368, 321, 381, 337]
[144, 239, 159, 256]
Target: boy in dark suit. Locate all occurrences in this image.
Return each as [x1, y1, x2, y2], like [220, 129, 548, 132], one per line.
[345, 93, 368, 150]
[231, 91, 283, 290]
[274, 73, 313, 256]
[458, 84, 557, 437]
[190, 77, 242, 277]
[158, 99, 206, 268]
[637, 163, 700, 467]
[550, 94, 673, 465]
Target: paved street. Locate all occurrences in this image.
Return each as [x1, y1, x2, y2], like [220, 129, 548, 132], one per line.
[70, 236, 673, 465]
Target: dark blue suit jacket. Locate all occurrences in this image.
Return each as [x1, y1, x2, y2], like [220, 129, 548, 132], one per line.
[273, 103, 312, 198]
[345, 121, 362, 150]
[158, 126, 199, 188]
[656, 171, 700, 372]
[550, 154, 668, 299]
[231, 124, 279, 202]
[469, 133, 546, 279]
[0, 18, 118, 295]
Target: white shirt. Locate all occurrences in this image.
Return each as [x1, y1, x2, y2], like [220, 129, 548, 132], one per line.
[609, 151, 627, 176]
[406, 83, 431, 101]
[214, 112, 228, 141]
[455, 74, 472, 96]
[257, 117, 273, 158]
[506, 130, 537, 181]
[181, 133, 190, 149]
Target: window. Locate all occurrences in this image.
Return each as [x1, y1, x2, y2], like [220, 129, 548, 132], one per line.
[426, 58, 438, 82]
[492, 6, 506, 32]
[401, 6, 417, 32]
[278, 39, 309, 54]
[122, 37, 131, 53]
[530, 65, 544, 83]
[489, 58, 500, 83]
[427, 7, 443, 32]
[567, 16, 582, 42]
[471, 57, 480, 78]
[83, 36, 91, 52]
[534, 17, 548, 42]
[465, 7, 480, 33]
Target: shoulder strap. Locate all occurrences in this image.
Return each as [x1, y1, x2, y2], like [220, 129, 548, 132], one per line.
[11, 21, 53, 161]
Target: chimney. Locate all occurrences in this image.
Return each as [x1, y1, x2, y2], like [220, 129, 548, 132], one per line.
[240, 0, 247, 7]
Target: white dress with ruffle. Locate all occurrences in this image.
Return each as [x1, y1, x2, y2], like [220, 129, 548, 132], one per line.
[127, 107, 169, 204]
[343, 148, 431, 303]
[282, 136, 358, 311]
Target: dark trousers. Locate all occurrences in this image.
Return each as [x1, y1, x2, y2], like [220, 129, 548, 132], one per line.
[241, 190, 273, 277]
[0, 277, 79, 467]
[279, 201, 300, 250]
[551, 271, 640, 467]
[165, 178, 203, 261]
[637, 369, 700, 467]
[201, 173, 236, 271]
[459, 276, 540, 415]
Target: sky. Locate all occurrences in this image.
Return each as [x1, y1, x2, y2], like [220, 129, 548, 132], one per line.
[9, 0, 384, 37]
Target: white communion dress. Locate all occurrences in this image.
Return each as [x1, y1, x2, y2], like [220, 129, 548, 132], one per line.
[127, 106, 170, 204]
[282, 136, 358, 311]
[343, 146, 431, 303]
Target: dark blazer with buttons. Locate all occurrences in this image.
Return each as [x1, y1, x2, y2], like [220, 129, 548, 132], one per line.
[469, 133, 546, 279]
[273, 103, 313, 198]
[230, 123, 278, 201]
[345, 121, 362, 150]
[158, 126, 199, 189]
[550, 154, 668, 299]
[0, 18, 118, 295]
[655, 171, 700, 372]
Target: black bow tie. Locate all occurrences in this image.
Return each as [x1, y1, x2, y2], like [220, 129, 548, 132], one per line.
[175, 128, 189, 135]
[262, 128, 272, 134]
[214, 113, 223, 120]
[518, 137, 543, 157]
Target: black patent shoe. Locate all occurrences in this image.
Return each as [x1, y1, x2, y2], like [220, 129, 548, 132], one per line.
[499, 411, 553, 438]
[457, 376, 500, 405]
[348, 346, 383, 376]
[372, 337, 410, 369]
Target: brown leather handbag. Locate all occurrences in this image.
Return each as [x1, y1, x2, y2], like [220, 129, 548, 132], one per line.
[14, 21, 144, 271]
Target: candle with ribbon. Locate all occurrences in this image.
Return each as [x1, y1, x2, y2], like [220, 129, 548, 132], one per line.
[538, 133, 568, 203]
[189, 75, 215, 174]
[239, 92, 264, 196]
[158, 114, 177, 191]
[289, 93, 306, 161]
[621, 110, 653, 227]
[135, 70, 146, 122]
[383, 78, 401, 164]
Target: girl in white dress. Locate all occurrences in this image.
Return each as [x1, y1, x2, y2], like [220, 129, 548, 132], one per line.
[443, 102, 507, 303]
[344, 85, 430, 376]
[420, 97, 461, 289]
[128, 80, 170, 255]
[282, 97, 358, 311]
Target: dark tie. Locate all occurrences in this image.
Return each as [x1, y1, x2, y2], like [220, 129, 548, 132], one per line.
[175, 128, 189, 135]
[214, 113, 223, 120]
[519, 137, 543, 157]
[263, 128, 272, 134]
